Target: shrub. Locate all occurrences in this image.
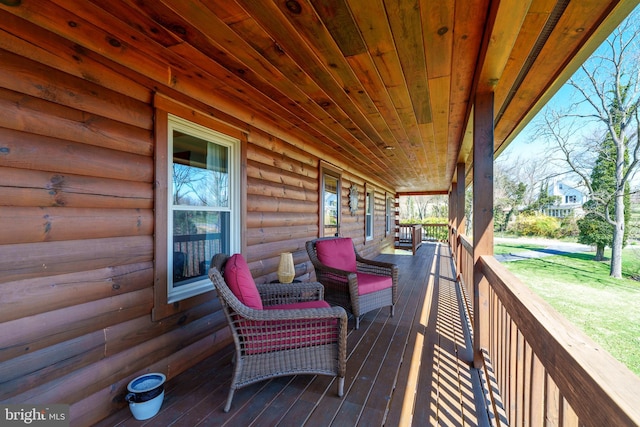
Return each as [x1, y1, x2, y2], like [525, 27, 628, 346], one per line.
[509, 214, 561, 238]
[559, 215, 579, 238]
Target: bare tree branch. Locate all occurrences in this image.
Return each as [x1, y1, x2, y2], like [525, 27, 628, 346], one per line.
[533, 9, 640, 277]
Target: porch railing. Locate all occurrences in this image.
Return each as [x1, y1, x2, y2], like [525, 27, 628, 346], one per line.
[422, 223, 448, 242]
[397, 224, 422, 254]
[454, 231, 640, 426]
[457, 234, 474, 321]
[397, 223, 448, 254]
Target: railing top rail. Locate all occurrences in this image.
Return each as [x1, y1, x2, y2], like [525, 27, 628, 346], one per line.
[399, 223, 448, 226]
[480, 255, 640, 426]
[459, 234, 473, 252]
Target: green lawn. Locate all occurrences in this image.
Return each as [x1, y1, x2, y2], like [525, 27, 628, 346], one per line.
[498, 246, 640, 376]
[492, 242, 545, 255]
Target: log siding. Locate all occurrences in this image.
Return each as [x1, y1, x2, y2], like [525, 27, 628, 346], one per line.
[0, 35, 394, 425]
[0, 1, 636, 425]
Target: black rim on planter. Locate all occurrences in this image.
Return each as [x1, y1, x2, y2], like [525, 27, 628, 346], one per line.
[126, 385, 164, 403]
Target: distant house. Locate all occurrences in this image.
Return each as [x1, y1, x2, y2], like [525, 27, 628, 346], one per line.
[544, 179, 588, 218]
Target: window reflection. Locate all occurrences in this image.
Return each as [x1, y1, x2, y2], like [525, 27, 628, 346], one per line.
[324, 174, 339, 236]
[173, 131, 229, 208]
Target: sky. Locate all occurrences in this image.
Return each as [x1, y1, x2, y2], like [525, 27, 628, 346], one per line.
[497, 85, 594, 189]
[497, 4, 640, 191]
[500, 67, 607, 159]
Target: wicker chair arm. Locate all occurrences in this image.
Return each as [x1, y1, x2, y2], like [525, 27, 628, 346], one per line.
[259, 305, 347, 321]
[313, 264, 358, 281]
[232, 304, 347, 322]
[355, 255, 397, 270]
[257, 282, 325, 306]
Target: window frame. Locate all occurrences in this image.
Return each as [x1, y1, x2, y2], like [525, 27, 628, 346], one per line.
[365, 184, 374, 241]
[153, 96, 245, 321]
[385, 193, 393, 236]
[167, 114, 241, 303]
[320, 161, 342, 237]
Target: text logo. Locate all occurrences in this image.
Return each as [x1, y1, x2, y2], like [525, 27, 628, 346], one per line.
[1, 405, 69, 426]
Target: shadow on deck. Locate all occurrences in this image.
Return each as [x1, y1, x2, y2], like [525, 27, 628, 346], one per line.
[98, 242, 491, 426]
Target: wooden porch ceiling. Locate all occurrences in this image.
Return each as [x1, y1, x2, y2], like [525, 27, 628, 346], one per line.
[0, 0, 635, 192]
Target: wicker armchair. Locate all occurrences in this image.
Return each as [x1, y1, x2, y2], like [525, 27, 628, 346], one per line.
[208, 253, 348, 412]
[306, 237, 398, 329]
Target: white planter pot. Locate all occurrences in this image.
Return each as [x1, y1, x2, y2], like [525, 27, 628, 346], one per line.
[125, 373, 166, 420]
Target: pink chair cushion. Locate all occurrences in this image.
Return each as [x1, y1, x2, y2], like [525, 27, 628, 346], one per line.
[224, 254, 263, 310]
[315, 238, 357, 272]
[356, 273, 393, 295]
[241, 300, 337, 354]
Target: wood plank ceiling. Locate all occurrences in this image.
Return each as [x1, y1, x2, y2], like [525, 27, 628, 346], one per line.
[0, 0, 635, 193]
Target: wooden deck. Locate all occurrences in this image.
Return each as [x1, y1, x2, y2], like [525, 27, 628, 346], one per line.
[97, 243, 490, 426]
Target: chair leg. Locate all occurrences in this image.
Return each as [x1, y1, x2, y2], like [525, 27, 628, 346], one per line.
[224, 388, 235, 413]
[391, 304, 395, 317]
[355, 316, 360, 330]
[337, 377, 345, 397]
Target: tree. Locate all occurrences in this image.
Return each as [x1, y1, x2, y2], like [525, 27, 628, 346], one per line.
[400, 196, 427, 221]
[495, 152, 557, 226]
[399, 195, 447, 222]
[525, 180, 560, 214]
[577, 115, 632, 260]
[430, 196, 449, 219]
[536, 12, 640, 278]
[578, 206, 612, 260]
[494, 164, 526, 231]
[579, 135, 616, 260]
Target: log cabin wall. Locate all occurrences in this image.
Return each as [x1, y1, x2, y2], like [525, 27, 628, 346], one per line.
[0, 28, 394, 426]
[245, 135, 395, 284]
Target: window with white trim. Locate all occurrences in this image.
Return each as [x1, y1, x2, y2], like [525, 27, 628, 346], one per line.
[321, 164, 342, 237]
[365, 187, 374, 240]
[385, 195, 393, 235]
[167, 114, 240, 303]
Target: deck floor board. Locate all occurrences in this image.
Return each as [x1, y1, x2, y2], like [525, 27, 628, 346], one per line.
[96, 243, 490, 427]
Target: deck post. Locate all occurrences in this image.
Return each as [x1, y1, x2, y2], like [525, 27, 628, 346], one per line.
[472, 92, 494, 368]
[456, 163, 466, 274]
[457, 163, 466, 236]
[394, 193, 400, 249]
[449, 182, 457, 250]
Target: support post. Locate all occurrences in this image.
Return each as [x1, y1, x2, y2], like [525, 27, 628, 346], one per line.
[473, 92, 494, 368]
[457, 163, 466, 237]
[394, 193, 400, 250]
[456, 163, 466, 275]
[449, 183, 457, 250]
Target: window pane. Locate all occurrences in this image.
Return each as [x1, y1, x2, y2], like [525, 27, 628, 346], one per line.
[366, 191, 373, 238]
[324, 174, 339, 235]
[172, 210, 230, 287]
[173, 130, 229, 208]
[386, 197, 392, 233]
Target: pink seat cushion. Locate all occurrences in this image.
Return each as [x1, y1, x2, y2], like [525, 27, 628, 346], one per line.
[242, 300, 337, 354]
[315, 238, 357, 272]
[356, 273, 393, 295]
[224, 254, 263, 310]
